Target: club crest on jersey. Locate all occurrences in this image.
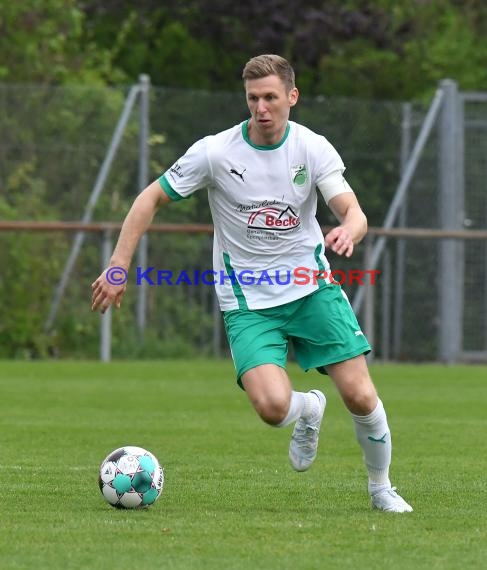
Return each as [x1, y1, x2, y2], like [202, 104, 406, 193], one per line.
[291, 164, 307, 186]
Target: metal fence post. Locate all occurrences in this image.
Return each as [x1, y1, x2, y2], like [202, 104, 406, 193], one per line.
[381, 248, 391, 361]
[136, 74, 150, 343]
[393, 102, 412, 359]
[485, 180, 487, 351]
[438, 79, 465, 363]
[363, 235, 375, 361]
[100, 229, 113, 362]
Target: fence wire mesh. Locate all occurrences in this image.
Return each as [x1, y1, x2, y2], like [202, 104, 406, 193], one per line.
[0, 83, 485, 361]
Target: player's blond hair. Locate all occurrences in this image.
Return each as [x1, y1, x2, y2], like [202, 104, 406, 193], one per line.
[242, 54, 295, 92]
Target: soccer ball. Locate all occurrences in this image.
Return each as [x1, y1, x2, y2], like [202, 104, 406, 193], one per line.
[98, 446, 164, 509]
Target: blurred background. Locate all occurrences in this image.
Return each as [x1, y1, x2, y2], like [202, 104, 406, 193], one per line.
[0, 0, 486, 363]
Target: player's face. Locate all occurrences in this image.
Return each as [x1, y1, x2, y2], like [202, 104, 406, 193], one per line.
[245, 75, 298, 146]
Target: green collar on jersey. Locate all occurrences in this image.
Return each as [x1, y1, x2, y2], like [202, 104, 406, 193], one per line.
[242, 119, 290, 150]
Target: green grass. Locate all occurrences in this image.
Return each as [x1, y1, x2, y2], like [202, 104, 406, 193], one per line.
[0, 360, 486, 569]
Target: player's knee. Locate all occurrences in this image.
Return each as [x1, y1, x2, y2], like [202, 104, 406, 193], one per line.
[343, 382, 377, 415]
[254, 396, 288, 426]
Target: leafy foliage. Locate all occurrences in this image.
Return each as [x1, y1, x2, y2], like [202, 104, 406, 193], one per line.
[75, 0, 487, 98]
[0, 0, 123, 84]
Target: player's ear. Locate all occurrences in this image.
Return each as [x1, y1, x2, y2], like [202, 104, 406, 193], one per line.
[289, 87, 299, 107]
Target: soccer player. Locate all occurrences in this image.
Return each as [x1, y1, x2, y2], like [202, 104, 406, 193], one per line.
[91, 54, 412, 513]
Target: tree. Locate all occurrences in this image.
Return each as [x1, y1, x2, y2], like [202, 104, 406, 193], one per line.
[0, 0, 121, 84]
[78, 0, 487, 99]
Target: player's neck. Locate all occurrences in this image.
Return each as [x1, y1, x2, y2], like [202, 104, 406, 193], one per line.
[247, 119, 288, 147]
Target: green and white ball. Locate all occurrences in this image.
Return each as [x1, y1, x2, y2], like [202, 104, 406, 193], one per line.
[98, 446, 164, 509]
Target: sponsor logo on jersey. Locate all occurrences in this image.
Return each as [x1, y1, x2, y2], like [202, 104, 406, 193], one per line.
[247, 205, 300, 232]
[291, 164, 307, 186]
[236, 199, 279, 212]
[169, 162, 184, 179]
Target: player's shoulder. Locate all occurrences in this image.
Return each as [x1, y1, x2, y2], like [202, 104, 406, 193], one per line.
[184, 123, 240, 157]
[290, 120, 340, 157]
[203, 122, 243, 149]
[290, 121, 328, 144]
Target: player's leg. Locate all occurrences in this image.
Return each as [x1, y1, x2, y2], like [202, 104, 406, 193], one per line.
[326, 355, 412, 513]
[241, 364, 326, 470]
[242, 363, 307, 424]
[224, 303, 326, 470]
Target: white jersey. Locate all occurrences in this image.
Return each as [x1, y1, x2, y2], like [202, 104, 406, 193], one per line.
[160, 120, 346, 311]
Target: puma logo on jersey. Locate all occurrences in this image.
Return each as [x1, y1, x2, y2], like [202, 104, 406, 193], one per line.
[230, 167, 246, 181]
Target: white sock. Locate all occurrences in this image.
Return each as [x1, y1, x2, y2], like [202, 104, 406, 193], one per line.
[351, 399, 392, 492]
[276, 391, 317, 427]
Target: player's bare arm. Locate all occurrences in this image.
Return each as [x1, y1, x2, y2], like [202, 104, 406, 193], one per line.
[91, 181, 170, 313]
[325, 192, 368, 257]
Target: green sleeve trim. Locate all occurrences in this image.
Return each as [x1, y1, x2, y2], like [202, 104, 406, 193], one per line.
[159, 175, 187, 201]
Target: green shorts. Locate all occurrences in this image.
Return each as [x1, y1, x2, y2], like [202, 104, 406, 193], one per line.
[223, 284, 371, 386]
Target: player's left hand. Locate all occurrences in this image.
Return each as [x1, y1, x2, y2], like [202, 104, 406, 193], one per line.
[324, 226, 354, 257]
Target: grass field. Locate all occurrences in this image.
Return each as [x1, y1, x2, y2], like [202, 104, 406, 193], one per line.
[1, 360, 486, 569]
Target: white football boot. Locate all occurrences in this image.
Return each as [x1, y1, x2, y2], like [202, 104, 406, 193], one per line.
[371, 487, 413, 513]
[289, 390, 326, 472]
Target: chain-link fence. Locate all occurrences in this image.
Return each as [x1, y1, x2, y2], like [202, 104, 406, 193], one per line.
[383, 86, 487, 362]
[0, 80, 485, 362]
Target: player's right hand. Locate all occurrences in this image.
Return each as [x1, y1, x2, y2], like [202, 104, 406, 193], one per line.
[91, 267, 128, 314]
